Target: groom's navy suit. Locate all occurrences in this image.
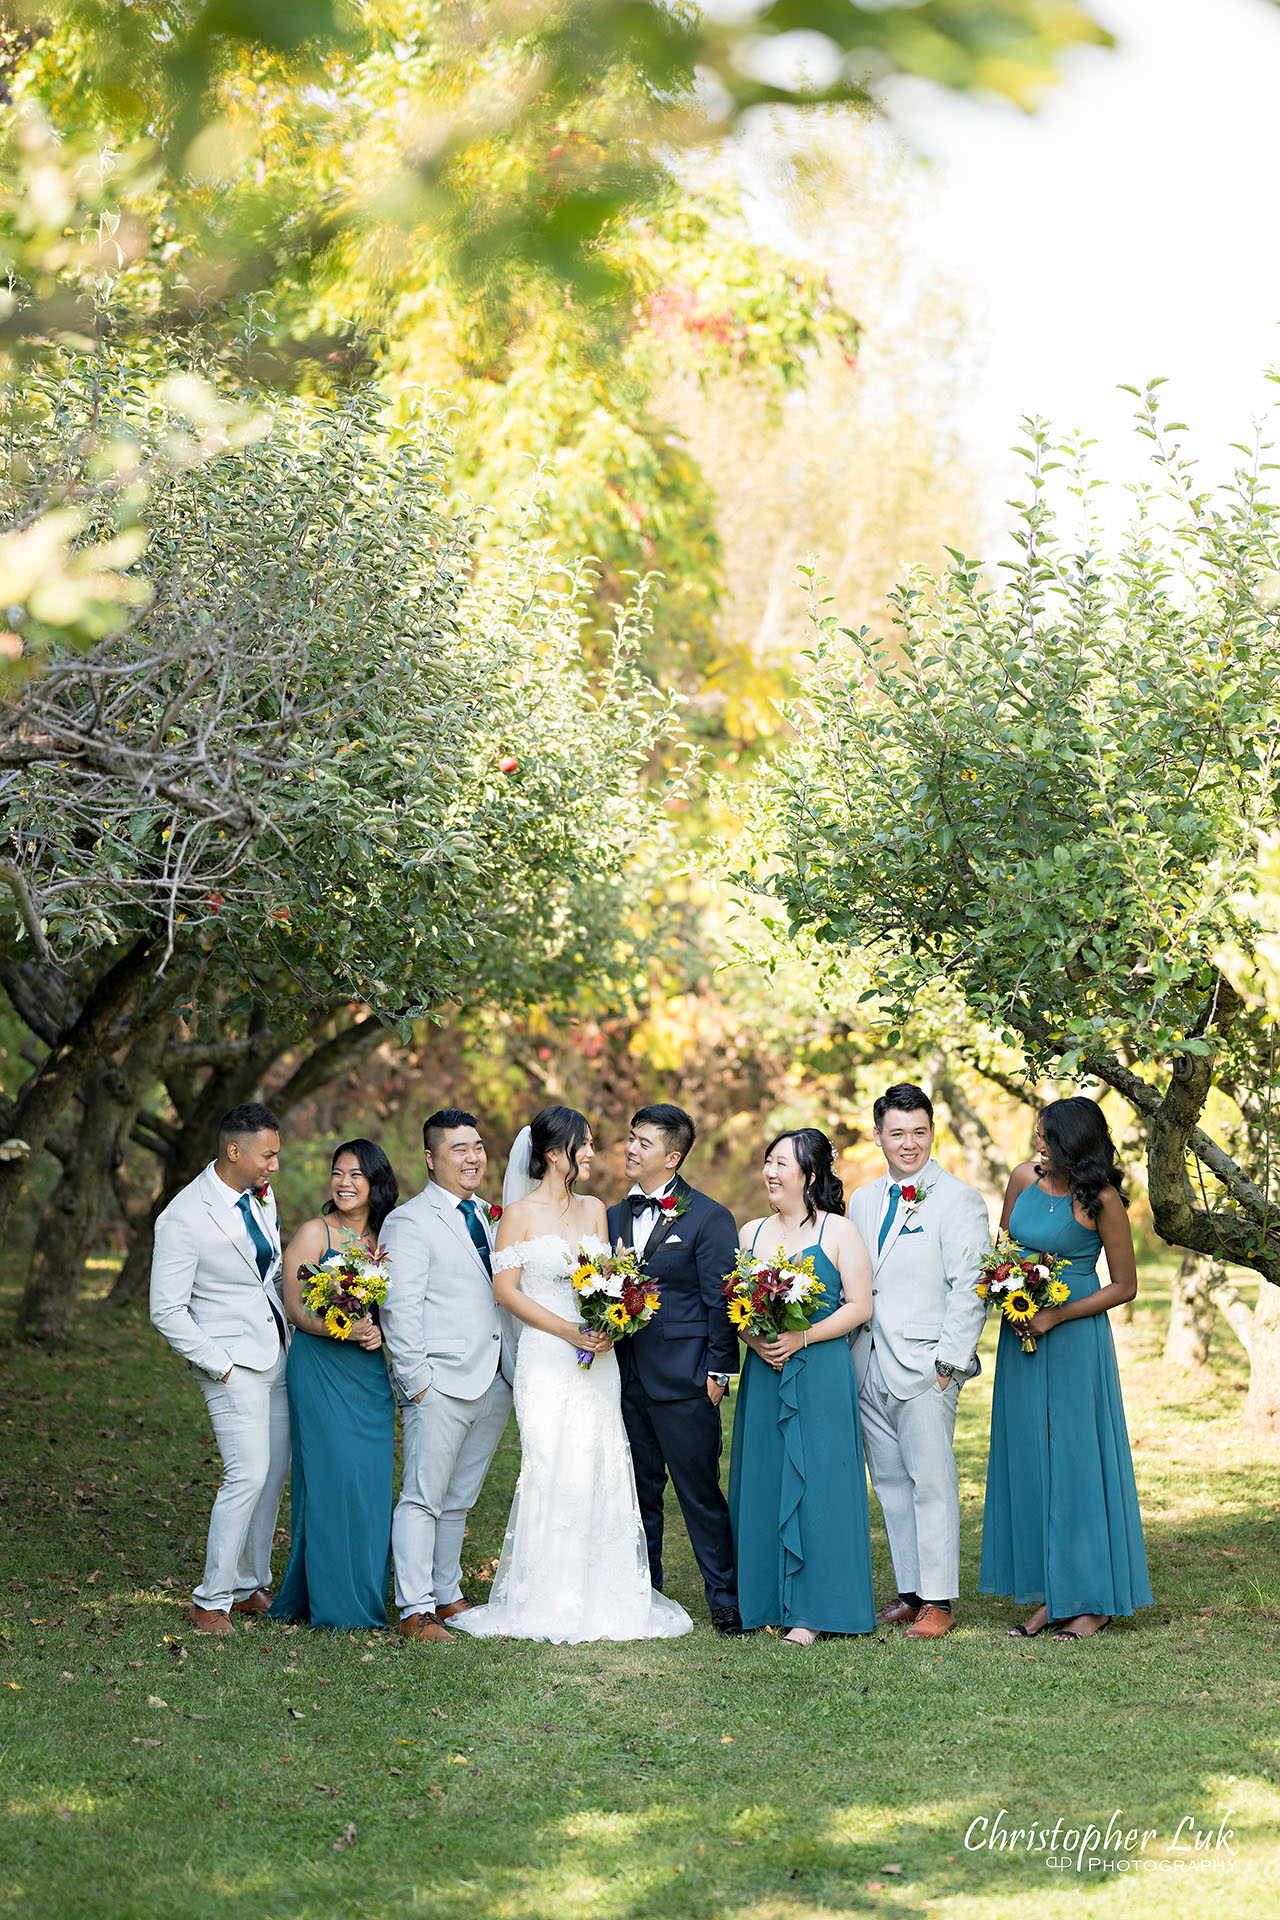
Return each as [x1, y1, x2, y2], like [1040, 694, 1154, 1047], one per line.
[608, 1176, 740, 1612]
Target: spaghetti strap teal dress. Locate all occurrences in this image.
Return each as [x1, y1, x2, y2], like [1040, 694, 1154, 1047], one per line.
[728, 1219, 876, 1635]
[979, 1182, 1152, 1620]
[269, 1225, 395, 1631]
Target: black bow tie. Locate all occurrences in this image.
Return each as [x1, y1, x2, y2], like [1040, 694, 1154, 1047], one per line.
[627, 1192, 664, 1215]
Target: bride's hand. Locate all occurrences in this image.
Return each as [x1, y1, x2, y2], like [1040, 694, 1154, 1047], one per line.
[570, 1324, 613, 1353]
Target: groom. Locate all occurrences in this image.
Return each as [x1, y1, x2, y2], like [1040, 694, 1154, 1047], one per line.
[380, 1108, 517, 1643]
[607, 1103, 743, 1636]
[849, 1083, 989, 1640]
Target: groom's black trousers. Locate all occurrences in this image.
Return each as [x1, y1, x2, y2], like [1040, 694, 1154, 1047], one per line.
[620, 1376, 737, 1612]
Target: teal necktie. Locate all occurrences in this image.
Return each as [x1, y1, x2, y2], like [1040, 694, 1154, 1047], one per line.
[237, 1191, 285, 1342]
[878, 1184, 902, 1254]
[459, 1196, 493, 1276]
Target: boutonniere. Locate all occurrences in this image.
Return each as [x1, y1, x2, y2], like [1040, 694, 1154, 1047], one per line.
[657, 1191, 690, 1220]
[485, 1202, 503, 1226]
[253, 1180, 272, 1205]
[899, 1180, 932, 1219]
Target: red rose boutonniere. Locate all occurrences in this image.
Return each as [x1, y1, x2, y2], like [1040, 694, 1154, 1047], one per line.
[486, 1202, 503, 1226]
[253, 1180, 272, 1205]
[899, 1180, 931, 1220]
[657, 1191, 690, 1220]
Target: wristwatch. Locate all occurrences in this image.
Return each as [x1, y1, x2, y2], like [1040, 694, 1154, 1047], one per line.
[708, 1372, 731, 1388]
[934, 1361, 957, 1381]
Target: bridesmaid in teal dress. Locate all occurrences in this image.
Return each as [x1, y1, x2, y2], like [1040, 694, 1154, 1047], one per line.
[728, 1128, 877, 1644]
[270, 1140, 398, 1632]
[980, 1098, 1151, 1641]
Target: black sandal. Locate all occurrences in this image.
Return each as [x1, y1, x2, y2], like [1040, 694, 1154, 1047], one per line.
[1052, 1617, 1111, 1641]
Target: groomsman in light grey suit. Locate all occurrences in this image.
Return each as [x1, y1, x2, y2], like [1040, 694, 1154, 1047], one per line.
[849, 1083, 989, 1641]
[380, 1107, 516, 1643]
[149, 1104, 291, 1636]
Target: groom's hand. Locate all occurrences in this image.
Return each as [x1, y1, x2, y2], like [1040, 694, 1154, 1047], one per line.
[705, 1376, 725, 1407]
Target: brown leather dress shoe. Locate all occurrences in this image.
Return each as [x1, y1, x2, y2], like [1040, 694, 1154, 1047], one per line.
[190, 1604, 234, 1636]
[231, 1588, 274, 1615]
[398, 1611, 457, 1642]
[875, 1598, 921, 1626]
[435, 1597, 474, 1621]
[905, 1604, 957, 1639]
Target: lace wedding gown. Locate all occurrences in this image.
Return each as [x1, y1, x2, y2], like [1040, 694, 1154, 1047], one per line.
[454, 1237, 692, 1644]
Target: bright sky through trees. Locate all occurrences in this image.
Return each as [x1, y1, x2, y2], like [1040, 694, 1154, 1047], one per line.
[887, 0, 1280, 529]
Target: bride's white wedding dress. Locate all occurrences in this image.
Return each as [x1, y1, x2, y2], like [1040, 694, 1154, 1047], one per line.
[454, 1236, 692, 1644]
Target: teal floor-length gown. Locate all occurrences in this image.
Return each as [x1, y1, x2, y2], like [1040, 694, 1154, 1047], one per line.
[270, 1240, 395, 1631]
[979, 1181, 1152, 1620]
[728, 1224, 876, 1635]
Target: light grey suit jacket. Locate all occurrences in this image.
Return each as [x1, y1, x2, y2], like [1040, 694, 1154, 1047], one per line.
[379, 1182, 517, 1407]
[149, 1163, 286, 1380]
[848, 1158, 989, 1402]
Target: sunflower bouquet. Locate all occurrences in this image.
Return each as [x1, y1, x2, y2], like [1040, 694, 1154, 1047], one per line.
[721, 1246, 826, 1341]
[566, 1241, 660, 1369]
[976, 1231, 1070, 1353]
[299, 1234, 389, 1339]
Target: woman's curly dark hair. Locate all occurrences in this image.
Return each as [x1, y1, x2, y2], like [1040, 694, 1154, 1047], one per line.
[1039, 1098, 1127, 1221]
[324, 1138, 400, 1238]
[764, 1127, 845, 1226]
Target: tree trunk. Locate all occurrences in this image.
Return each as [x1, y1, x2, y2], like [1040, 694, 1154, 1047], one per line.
[1244, 1282, 1280, 1438]
[16, 1019, 170, 1342]
[1164, 1251, 1217, 1369]
[0, 936, 160, 1235]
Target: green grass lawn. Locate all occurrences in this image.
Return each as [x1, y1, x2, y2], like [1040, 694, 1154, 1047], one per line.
[1, 1257, 1277, 1919]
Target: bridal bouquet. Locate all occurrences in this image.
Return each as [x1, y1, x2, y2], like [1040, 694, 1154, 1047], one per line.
[299, 1234, 389, 1339]
[567, 1242, 660, 1369]
[722, 1247, 826, 1340]
[976, 1231, 1070, 1353]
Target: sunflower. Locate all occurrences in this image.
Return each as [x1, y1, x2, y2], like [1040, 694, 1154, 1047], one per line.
[727, 1296, 753, 1329]
[1048, 1280, 1070, 1304]
[572, 1263, 594, 1287]
[975, 1281, 989, 1300]
[644, 1293, 660, 1311]
[325, 1305, 353, 1340]
[606, 1302, 628, 1328]
[1004, 1290, 1035, 1322]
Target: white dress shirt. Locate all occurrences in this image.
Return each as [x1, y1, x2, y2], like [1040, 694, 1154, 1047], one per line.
[628, 1178, 676, 1257]
[213, 1165, 279, 1263]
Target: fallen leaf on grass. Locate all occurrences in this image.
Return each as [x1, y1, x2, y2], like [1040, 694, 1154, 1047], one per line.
[881, 1864, 904, 1875]
[427, 1780, 444, 1798]
[333, 1822, 357, 1852]
[288, 1708, 304, 1719]
[867, 1883, 883, 1894]
[720, 1735, 734, 1744]
[5, 1681, 20, 1691]
[132, 1738, 163, 1747]
[388, 1767, 403, 1777]
[147, 1696, 168, 1709]
[314, 1784, 342, 1798]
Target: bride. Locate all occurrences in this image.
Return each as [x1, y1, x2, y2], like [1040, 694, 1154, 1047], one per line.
[454, 1106, 692, 1644]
